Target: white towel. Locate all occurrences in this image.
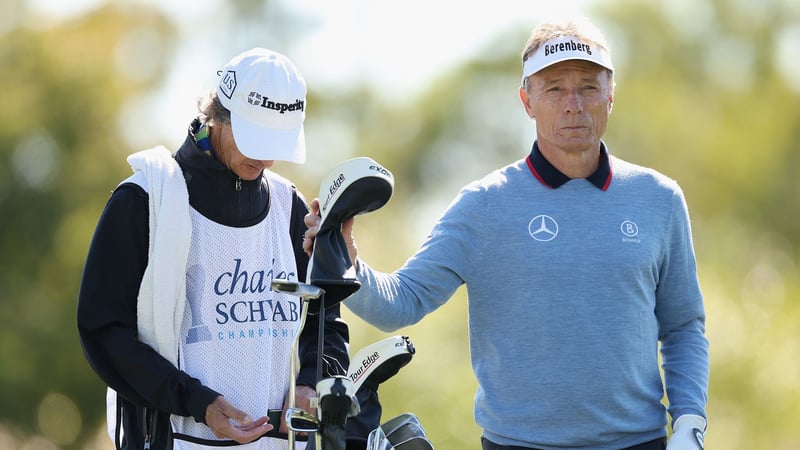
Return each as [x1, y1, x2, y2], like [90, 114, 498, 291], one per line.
[106, 146, 191, 444]
[127, 145, 192, 366]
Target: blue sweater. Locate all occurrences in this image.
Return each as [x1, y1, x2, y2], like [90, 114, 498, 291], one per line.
[345, 153, 709, 449]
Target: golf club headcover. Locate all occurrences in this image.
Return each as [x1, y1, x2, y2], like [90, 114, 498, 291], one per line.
[344, 336, 416, 449]
[309, 157, 394, 305]
[347, 336, 415, 392]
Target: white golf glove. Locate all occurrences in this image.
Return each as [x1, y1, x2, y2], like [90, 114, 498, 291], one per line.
[666, 414, 706, 450]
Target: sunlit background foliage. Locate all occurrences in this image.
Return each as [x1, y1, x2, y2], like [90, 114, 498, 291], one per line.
[1, 0, 798, 449]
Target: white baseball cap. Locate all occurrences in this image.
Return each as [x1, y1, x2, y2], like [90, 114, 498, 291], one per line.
[522, 35, 614, 84]
[217, 48, 307, 163]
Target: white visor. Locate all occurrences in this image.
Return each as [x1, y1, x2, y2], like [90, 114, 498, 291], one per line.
[522, 36, 614, 84]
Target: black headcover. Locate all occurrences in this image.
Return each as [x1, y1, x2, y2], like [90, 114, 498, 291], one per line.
[308, 157, 394, 306]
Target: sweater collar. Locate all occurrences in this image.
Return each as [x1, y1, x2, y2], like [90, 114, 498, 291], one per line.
[525, 140, 612, 191]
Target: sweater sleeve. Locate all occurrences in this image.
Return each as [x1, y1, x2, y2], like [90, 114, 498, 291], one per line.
[655, 187, 709, 423]
[345, 185, 480, 331]
[77, 184, 219, 423]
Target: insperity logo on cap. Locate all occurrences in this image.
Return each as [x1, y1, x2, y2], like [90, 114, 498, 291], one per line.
[217, 48, 307, 163]
[246, 91, 304, 114]
[521, 35, 614, 84]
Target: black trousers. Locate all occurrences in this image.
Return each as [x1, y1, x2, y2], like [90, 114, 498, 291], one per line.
[481, 436, 666, 450]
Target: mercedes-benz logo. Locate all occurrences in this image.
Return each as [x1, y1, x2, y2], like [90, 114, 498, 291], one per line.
[528, 215, 558, 242]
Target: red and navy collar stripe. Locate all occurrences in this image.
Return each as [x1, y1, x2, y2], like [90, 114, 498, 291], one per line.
[525, 141, 613, 191]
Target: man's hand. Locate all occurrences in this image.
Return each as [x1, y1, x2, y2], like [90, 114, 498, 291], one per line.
[279, 385, 317, 434]
[666, 414, 706, 450]
[303, 198, 358, 266]
[204, 396, 272, 444]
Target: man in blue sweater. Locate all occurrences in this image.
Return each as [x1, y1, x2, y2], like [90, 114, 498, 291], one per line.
[304, 16, 708, 450]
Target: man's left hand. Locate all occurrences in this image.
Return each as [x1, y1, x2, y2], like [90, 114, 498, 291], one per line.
[666, 414, 706, 450]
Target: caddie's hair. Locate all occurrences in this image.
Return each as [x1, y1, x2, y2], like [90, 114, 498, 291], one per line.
[197, 90, 231, 126]
[521, 16, 613, 91]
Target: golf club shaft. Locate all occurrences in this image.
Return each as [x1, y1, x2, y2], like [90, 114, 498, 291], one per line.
[288, 298, 310, 450]
[316, 294, 325, 386]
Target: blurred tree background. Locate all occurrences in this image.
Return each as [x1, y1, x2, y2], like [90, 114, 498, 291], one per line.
[0, 0, 798, 449]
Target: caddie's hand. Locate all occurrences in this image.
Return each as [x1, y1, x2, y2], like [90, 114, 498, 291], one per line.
[666, 414, 706, 450]
[303, 198, 359, 267]
[204, 396, 272, 443]
[301, 198, 321, 256]
[279, 385, 317, 435]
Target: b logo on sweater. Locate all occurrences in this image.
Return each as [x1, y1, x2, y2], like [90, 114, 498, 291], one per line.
[620, 220, 641, 243]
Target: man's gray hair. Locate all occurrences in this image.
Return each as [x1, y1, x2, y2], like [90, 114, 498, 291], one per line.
[521, 16, 613, 91]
